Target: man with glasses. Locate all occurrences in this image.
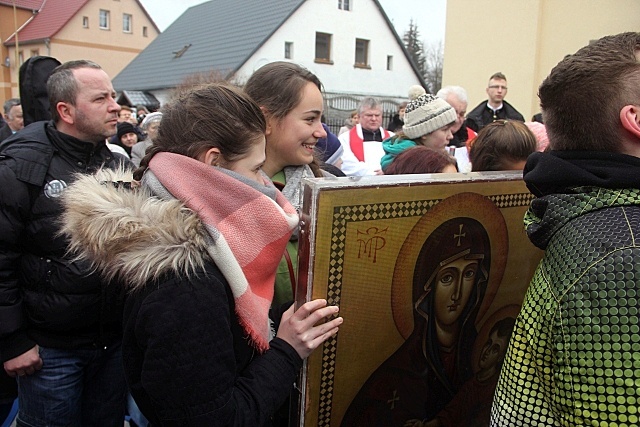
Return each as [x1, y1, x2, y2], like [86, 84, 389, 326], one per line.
[339, 97, 393, 176]
[466, 72, 524, 132]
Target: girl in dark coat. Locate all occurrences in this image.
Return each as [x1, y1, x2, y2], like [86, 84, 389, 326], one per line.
[60, 83, 342, 426]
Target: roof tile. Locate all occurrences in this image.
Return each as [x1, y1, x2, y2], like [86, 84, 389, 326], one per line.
[113, 0, 305, 91]
[5, 0, 89, 44]
[0, 0, 44, 9]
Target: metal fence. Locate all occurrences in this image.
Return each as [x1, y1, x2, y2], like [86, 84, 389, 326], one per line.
[323, 92, 403, 135]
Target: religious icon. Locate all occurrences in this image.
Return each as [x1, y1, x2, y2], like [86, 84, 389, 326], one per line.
[341, 194, 507, 426]
[295, 172, 543, 427]
[418, 308, 519, 427]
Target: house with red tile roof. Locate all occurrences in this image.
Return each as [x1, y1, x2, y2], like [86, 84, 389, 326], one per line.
[1, 0, 159, 103]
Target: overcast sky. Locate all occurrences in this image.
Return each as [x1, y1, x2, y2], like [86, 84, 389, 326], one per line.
[138, 0, 446, 45]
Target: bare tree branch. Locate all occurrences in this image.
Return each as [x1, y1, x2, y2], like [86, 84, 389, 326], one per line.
[423, 40, 444, 94]
[402, 21, 443, 94]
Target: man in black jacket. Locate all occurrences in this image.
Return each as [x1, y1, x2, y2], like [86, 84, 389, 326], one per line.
[0, 99, 23, 142]
[466, 72, 525, 132]
[0, 60, 127, 426]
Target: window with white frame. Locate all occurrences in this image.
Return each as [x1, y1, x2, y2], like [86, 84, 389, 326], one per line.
[355, 38, 369, 67]
[315, 32, 332, 63]
[338, 0, 351, 11]
[123, 13, 132, 33]
[99, 10, 110, 29]
[82, 16, 89, 28]
[284, 42, 293, 59]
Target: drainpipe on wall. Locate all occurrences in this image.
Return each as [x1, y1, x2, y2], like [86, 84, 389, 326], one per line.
[13, 0, 19, 69]
[45, 38, 50, 56]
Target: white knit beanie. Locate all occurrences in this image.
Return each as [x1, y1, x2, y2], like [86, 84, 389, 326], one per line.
[407, 85, 426, 101]
[140, 112, 162, 130]
[402, 87, 457, 140]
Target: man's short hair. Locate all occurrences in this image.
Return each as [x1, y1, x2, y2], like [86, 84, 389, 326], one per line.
[436, 86, 468, 104]
[539, 32, 640, 152]
[47, 60, 102, 123]
[490, 72, 507, 82]
[358, 97, 382, 115]
[3, 98, 20, 116]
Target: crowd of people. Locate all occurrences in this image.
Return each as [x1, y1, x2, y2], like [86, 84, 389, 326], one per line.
[321, 69, 545, 177]
[0, 31, 639, 426]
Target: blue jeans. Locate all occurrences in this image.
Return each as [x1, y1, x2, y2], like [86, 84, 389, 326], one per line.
[126, 393, 149, 426]
[16, 343, 126, 427]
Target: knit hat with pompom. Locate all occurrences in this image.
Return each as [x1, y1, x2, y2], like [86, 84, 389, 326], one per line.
[402, 86, 457, 139]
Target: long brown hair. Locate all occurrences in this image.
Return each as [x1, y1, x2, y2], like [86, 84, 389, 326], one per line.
[133, 83, 265, 181]
[244, 62, 325, 177]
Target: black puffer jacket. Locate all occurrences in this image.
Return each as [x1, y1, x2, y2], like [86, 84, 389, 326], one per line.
[123, 263, 301, 426]
[60, 168, 303, 426]
[0, 119, 12, 143]
[0, 121, 126, 362]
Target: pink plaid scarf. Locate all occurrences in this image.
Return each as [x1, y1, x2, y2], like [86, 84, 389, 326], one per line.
[148, 152, 299, 352]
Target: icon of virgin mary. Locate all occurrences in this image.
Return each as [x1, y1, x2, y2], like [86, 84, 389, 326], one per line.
[341, 192, 508, 426]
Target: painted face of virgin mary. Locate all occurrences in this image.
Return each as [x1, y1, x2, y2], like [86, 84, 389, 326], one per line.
[433, 256, 479, 327]
[413, 219, 488, 326]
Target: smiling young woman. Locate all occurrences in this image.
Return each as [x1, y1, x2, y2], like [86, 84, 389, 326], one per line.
[60, 82, 343, 426]
[245, 62, 333, 306]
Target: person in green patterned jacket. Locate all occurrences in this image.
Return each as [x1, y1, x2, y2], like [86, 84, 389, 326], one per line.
[490, 32, 640, 427]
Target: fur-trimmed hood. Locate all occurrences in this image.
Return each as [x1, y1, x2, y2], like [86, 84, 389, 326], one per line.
[60, 168, 210, 291]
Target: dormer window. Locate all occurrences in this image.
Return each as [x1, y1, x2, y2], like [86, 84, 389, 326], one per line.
[173, 44, 192, 59]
